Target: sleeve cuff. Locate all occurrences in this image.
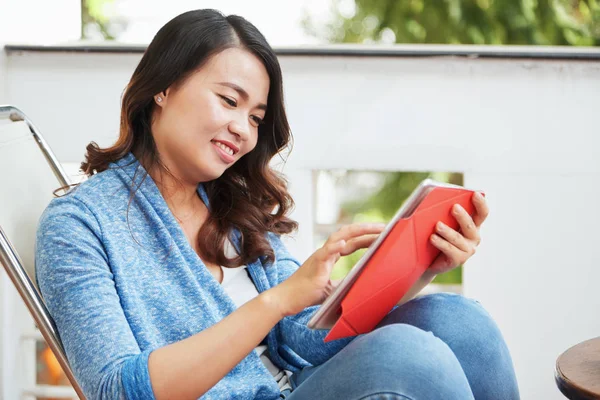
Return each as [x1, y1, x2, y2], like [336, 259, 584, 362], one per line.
[121, 349, 156, 400]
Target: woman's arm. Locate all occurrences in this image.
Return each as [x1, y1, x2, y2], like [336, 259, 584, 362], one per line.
[37, 197, 291, 400]
[36, 198, 157, 400]
[148, 289, 285, 399]
[38, 197, 383, 400]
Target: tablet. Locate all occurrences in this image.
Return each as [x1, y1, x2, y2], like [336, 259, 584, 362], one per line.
[307, 178, 468, 330]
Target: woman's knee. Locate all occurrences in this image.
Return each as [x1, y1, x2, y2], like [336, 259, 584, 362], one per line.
[382, 294, 519, 399]
[350, 324, 474, 399]
[417, 292, 491, 320]
[359, 324, 461, 372]
[422, 293, 503, 343]
[384, 293, 502, 341]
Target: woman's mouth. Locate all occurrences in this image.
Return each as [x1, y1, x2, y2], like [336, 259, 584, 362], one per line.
[211, 140, 236, 163]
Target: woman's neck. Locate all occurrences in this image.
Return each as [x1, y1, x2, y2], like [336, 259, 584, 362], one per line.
[148, 163, 205, 223]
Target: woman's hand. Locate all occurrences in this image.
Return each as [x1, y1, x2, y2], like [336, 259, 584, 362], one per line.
[272, 223, 384, 317]
[324, 278, 344, 297]
[428, 191, 489, 274]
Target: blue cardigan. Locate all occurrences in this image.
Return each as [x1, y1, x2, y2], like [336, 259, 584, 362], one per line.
[35, 153, 353, 400]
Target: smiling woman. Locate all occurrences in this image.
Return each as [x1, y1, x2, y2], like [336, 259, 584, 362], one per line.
[34, 8, 519, 400]
[80, 10, 297, 271]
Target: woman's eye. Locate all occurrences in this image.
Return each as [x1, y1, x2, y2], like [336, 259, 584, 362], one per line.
[251, 116, 264, 126]
[220, 95, 237, 107]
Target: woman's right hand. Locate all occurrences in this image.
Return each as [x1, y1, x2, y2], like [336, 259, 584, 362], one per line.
[271, 223, 386, 317]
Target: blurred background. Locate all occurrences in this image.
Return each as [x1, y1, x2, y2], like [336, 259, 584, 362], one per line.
[6, 0, 600, 46]
[82, 0, 600, 46]
[0, 0, 599, 399]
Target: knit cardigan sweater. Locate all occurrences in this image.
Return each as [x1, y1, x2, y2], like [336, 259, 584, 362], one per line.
[35, 153, 352, 400]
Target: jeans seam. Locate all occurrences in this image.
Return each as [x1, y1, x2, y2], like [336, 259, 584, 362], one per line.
[357, 392, 415, 400]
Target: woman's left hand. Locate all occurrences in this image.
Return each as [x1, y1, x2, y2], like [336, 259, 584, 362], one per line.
[428, 191, 489, 274]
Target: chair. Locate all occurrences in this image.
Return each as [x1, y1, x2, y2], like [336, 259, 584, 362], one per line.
[0, 105, 86, 399]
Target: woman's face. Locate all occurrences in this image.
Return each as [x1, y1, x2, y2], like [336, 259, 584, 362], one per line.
[151, 47, 270, 184]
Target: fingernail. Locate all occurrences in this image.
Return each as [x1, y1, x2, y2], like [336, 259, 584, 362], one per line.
[437, 221, 445, 231]
[453, 204, 461, 213]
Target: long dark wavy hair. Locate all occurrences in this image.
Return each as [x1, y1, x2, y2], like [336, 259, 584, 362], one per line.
[80, 9, 298, 267]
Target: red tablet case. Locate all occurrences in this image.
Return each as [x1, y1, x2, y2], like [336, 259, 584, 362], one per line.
[324, 186, 479, 342]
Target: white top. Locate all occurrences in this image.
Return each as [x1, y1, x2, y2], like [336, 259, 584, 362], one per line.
[220, 241, 293, 391]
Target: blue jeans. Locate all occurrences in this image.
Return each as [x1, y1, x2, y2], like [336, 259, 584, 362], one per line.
[284, 293, 520, 400]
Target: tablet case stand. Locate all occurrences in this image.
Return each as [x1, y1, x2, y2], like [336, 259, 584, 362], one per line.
[324, 186, 478, 342]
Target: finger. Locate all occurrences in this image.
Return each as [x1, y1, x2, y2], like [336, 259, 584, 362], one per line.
[329, 278, 343, 288]
[327, 223, 385, 244]
[434, 221, 473, 253]
[324, 280, 335, 297]
[319, 239, 346, 263]
[452, 204, 480, 244]
[340, 233, 380, 256]
[430, 234, 467, 266]
[471, 192, 489, 227]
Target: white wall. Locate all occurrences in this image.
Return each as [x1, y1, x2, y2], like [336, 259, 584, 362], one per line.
[0, 27, 7, 104]
[1, 1, 10, 396]
[1, 0, 80, 45]
[4, 46, 600, 399]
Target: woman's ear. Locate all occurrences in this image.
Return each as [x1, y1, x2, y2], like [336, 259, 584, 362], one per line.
[155, 90, 169, 107]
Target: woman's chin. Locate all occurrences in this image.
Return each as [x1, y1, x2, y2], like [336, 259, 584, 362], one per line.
[199, 166, 228, 183]
[188, 157, 229, 183]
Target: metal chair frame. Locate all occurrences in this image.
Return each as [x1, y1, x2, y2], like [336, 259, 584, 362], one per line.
[0, 105, 86, 399]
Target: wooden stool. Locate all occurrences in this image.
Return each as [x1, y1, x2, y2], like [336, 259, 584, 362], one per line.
[555, 337, 600, 399]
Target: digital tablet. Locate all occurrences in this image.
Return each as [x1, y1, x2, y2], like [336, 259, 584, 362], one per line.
[307, 178, 470, 330]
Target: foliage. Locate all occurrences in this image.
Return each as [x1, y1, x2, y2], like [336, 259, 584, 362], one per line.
[304, 0, 600, 46]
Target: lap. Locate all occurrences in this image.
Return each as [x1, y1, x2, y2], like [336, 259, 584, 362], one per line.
[286, 321, 474, 400]
[286, 292, 518, 400]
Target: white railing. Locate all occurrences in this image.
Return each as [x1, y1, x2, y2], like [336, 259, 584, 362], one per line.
[22, 385, 77, 399]
[1, 44, 600, 400]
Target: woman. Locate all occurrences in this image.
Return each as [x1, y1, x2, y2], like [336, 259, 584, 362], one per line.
[35, 9, 519, 400]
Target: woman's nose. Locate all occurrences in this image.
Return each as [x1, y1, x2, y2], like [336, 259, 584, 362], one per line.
[228, 118, 250, 141]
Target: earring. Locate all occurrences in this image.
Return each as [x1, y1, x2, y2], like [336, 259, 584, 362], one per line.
[156, 96, 163, 103]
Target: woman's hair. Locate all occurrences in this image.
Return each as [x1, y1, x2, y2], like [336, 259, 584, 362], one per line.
[80, 9, 298, 267]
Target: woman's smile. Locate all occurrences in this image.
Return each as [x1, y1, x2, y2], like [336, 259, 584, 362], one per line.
[211, 139, 237, 163]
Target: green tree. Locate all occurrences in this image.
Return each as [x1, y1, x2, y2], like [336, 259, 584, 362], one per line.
[304, 0, 600, 46]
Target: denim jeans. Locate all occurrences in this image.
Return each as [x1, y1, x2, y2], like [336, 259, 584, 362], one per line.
[283, 293, 520, 400]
